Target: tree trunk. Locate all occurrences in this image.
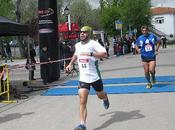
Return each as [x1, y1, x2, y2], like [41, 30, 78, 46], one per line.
[16, 0, 26, 57]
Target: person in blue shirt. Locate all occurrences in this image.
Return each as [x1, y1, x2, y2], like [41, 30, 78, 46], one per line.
[135, 25, 160, 89]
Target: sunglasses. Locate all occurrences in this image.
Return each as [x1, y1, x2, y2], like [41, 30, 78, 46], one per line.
[80, 31, 88, 34]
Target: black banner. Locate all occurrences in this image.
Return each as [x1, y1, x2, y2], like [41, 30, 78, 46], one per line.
[38, 0, 60, 82]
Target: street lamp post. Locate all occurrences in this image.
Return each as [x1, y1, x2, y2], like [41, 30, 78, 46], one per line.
[64, 6, 71, 31]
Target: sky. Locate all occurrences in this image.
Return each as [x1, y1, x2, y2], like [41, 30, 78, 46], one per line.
[88, 0, 175, 9]
[151, 0, 175, 7]
[88, 0, 100, 9]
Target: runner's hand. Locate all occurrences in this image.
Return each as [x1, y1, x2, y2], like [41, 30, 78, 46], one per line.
[65, 64, 72, 72]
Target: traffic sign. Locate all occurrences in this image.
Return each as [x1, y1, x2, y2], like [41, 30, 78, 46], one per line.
[115, 20, 123, 30]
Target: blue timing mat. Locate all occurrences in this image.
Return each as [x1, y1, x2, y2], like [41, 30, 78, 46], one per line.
[42, 83, 175, 96]
[64, 76, 175, 86]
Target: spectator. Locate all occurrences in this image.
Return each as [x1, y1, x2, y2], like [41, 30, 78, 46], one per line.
[35, 43, 40, 62]
[98, 38, 104, 61]
[25, 44, 36, 80]
[63, 42, 74, 71]
[104, 36, 110, 57]
[161, 35, 167, 48]
[40, 46, 51, 85]
[0, 42, 7, 60]
[112, 36, 117, 55]
[131, 36, 136, 55]
[4, 42, 13, 63]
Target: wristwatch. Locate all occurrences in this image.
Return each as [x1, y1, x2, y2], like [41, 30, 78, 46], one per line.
[90, 52, 93, 56]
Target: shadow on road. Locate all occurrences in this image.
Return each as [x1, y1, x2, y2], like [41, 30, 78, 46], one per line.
[0, 112, 34, 124]
[93, 110, 145, 130]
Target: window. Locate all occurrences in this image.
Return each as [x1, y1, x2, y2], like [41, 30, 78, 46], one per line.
[155, 17, 164, 24]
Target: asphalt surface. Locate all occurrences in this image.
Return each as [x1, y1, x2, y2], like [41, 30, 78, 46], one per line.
[0, 45, 175, 130]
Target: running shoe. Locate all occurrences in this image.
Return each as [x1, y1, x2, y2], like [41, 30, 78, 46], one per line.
[103, 98, 110, 110]
[146, 83, 152, 89]
[74, 124, 86, 130]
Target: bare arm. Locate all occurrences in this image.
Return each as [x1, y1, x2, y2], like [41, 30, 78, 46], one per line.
[156, 41, 161, 52]
[69, 55, 77, 65]
[135, 45, 140, 54]
[91, 52, 107, 58]
[81, 52, 107, 58]
[65, 55, 77, 71]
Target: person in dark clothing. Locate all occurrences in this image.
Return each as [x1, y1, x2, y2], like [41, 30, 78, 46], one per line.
[98, 38, 104, 61]
[63, 43, 74, 71]
[104, 36, 110, 57]
[161, 35, 167, 48]
[0, 42, 7, 60]
[25, 45, 36, 80]
[98, 38, 104, 47]
[4, 42, 13, 63]
[40, 46, 51, 85]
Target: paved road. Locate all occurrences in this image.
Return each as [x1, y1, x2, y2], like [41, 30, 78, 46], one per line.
[0, 45, 175, 130]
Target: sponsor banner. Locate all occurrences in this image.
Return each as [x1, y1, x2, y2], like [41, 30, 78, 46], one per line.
[38, 8, 54, 17]
[39, 28, 54, 33]
[39, 20, 53, 25]
[58, 23, 80, 33]
[38, 0, 60, 80]
[63, 33, 79, 40]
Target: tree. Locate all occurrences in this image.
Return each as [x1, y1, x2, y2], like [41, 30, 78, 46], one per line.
[99, 0, 123, 9]
[0, 0, 15, 18]
[121, 0, 151, 35]
[99, 0, 152, 36]
[16, 0, 21, 23]
[100, 4, 121, 35]
[88, 9, 102, 30]
[69, 0, 92, 27]
[19, 0, 38, 23]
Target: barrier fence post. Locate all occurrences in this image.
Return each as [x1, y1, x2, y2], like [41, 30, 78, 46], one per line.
[0, 65, 16, 103]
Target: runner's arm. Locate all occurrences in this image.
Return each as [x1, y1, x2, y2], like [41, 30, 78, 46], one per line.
[65, 55, 77, 71]
[69, 55, 77, 65]
[90, 52, 107, 58]
[156, 41, 161, 52]
[135, 45, 141, 54]
[80, 52, 107, 58]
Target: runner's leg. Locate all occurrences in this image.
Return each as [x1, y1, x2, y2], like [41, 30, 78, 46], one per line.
[92, 79, 110, 109]
[142, 61, 151, 83]
[78, 88, 89, 125]
[149, 60, 156, 83]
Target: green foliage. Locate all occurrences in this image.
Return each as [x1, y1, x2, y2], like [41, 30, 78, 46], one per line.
[0, 0, 15, 18]
[100, 0, 123, 8]
[70, 0, 92, 27]
[88, 9, 102, 30]
[121, 0, 151, 35]
[20, 0, 38, 23]
[100, 0, 152, 36]
[100, 5, 121, 35]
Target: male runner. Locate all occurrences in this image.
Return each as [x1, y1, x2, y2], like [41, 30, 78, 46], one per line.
[66, 26, 110, 130]
[135, 25, 161, 89]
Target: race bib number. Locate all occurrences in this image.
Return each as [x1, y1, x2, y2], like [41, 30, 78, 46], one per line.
[79, 58, 89, 69]
[145, 44, 152, 52]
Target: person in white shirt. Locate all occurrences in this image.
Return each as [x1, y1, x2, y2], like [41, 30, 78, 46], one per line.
[66, 26, 110, 130]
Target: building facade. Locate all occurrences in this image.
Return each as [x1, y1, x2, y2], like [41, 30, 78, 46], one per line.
[151, 7, 175, 40]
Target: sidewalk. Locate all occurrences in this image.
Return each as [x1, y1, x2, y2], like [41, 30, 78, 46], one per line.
[0, 46, 175, 130]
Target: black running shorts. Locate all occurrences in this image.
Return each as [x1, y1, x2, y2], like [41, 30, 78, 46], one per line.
[79, 79, 103, 92]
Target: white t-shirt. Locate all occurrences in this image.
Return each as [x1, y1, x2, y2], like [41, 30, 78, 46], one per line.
[132, 41, 136, 48]
[74, 40, 106, 83]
